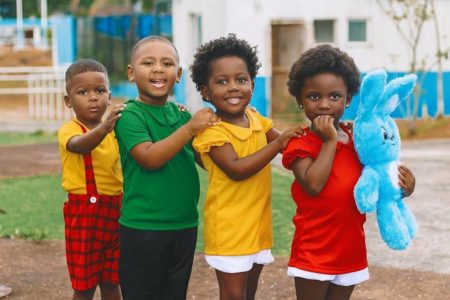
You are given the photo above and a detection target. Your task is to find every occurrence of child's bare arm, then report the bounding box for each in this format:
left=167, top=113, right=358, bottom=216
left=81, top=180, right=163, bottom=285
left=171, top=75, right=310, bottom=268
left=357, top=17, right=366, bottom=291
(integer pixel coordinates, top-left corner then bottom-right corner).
left=67, top=103, right=125, bottom=154
left=208, top=126, right=303, bottom=181
left=398, top=164, right=416, bottom=197
left=291, top=115, right=337, bottom=196
left=130, top=108, right=219, bottom=170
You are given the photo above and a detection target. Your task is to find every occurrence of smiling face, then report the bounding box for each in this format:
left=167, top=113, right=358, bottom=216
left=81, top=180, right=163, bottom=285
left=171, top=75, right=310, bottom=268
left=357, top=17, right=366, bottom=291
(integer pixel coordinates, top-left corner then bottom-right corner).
left=128, top=40, right=182, bottom=105
left=200, top=56, right=253, bottom=122
left=64, top=71, right=111, bottom=128
left=298, top=72, right=350, bottom=129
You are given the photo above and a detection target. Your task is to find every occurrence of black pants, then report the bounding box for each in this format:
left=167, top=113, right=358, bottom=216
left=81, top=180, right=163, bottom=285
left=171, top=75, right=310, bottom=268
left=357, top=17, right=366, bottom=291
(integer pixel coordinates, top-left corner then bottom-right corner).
left=119, top=225, right=197, bottom=300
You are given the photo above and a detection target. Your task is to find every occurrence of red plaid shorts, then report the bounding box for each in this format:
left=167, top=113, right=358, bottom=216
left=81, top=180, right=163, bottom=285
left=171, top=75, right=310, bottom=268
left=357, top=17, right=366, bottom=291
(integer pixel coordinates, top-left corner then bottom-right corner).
left=63, top=193, right=122, bottom=291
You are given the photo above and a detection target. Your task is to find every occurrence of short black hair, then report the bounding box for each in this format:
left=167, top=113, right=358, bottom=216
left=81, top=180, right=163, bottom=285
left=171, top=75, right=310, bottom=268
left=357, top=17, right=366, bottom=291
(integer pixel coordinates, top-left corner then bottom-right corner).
left=130, top=36, right=179, bottom=63
left=287, top=44, right=360, bottom=98
left=65, top=59, right=108, bottom=92
left=190, top=33, right=261, bottom=92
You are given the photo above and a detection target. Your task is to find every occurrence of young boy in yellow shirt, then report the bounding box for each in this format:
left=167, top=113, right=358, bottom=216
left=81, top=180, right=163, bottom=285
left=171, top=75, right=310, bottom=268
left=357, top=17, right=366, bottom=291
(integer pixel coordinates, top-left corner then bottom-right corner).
left=58, top=59, right=125, bottom=300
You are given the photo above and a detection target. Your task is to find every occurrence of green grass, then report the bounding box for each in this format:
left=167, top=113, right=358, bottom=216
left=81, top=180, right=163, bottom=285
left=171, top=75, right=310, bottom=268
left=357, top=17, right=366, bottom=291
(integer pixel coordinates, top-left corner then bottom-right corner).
left=0, top=131, right=57, bottom=146
left=0, top=174, right=66, bottom=240
left=0, top=168, right=296, bottom=254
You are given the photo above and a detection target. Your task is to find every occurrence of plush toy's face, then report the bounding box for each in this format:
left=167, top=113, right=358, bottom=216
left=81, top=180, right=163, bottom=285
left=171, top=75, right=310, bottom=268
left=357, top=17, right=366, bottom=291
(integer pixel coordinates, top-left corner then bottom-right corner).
left=354, top=115, right=400, bottom=165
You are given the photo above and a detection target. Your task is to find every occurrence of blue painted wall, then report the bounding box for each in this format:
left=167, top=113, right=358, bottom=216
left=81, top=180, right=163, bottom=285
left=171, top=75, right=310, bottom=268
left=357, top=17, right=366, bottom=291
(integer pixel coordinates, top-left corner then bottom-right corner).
left=51, top=16, right=76, bottom=65
left=342, top=71, right=450, bottom=120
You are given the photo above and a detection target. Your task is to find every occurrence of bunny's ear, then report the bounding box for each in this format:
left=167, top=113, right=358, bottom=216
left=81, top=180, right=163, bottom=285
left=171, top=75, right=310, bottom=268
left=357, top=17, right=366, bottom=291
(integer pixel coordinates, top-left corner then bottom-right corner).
left=376, top=73, right=417, bottom=115
left=357, top=69, right=387, bottom=117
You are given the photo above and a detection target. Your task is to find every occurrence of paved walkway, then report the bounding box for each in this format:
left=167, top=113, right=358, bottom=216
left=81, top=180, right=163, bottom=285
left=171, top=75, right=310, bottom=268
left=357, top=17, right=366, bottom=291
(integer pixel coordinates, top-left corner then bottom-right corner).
left=272, top=139, right=450, bottom=275
left=0, top=120, right=63, bottom=133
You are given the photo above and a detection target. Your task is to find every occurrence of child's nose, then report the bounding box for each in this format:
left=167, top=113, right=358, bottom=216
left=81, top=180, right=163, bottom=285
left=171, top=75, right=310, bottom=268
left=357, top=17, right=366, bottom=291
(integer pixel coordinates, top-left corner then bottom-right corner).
left=88, top=92, right=98, bottom=101
left=228, top=81, right=239, bottom=91
left=318, top=98, right=331, bottom=109
left=152, top=63, right=164, bottom=72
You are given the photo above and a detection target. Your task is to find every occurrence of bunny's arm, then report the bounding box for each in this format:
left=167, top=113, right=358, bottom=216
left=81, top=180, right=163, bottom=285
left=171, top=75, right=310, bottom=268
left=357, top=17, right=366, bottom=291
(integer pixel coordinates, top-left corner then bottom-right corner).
left=354, top=166, right=379, bottom=213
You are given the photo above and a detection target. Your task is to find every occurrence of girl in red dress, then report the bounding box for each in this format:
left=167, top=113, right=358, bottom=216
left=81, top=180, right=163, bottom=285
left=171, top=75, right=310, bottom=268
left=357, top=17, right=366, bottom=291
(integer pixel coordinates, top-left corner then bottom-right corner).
left=282, top=44, right=416, bottom=300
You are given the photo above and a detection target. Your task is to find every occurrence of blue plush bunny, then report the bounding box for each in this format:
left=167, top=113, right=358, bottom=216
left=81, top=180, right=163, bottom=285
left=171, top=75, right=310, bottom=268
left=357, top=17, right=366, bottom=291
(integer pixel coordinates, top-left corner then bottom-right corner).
left=353, top=69, right=417, bottom=250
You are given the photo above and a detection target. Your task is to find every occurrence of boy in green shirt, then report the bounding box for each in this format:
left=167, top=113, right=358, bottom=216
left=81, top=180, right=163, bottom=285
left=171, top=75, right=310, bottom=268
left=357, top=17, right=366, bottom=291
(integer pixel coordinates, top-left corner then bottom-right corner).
left=114, top=36, right=218, bottom=299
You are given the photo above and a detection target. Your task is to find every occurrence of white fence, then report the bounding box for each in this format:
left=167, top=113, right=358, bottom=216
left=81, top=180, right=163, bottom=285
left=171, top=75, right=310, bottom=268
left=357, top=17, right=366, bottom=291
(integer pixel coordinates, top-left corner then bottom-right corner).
left=0, top=66, right=72, bottom=120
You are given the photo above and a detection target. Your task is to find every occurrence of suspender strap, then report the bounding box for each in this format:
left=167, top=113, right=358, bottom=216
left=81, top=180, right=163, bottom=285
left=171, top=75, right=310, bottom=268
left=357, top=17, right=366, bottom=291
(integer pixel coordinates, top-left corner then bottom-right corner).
left=74, top=121, right=98, bottom=195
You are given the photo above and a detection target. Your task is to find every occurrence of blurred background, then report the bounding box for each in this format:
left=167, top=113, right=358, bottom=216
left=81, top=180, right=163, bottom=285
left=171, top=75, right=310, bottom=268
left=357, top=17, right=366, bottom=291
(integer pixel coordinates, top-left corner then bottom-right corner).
left=0, top=0, right=449, bottom=136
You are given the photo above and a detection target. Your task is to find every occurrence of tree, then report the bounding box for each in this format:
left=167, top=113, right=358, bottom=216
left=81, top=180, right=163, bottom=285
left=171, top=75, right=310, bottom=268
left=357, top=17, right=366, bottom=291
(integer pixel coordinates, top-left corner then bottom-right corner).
left=376, top=0, right=449, bottom=132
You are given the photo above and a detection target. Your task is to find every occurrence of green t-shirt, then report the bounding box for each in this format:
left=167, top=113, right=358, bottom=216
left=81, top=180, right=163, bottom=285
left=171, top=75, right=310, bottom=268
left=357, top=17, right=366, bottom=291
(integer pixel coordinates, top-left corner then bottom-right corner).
left=114, top=99, right=200, bottom=230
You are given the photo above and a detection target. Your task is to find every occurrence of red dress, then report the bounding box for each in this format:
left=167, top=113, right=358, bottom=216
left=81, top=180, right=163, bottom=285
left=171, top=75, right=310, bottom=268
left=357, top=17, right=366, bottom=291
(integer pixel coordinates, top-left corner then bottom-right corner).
left=282, top=127, right=367, bottom=274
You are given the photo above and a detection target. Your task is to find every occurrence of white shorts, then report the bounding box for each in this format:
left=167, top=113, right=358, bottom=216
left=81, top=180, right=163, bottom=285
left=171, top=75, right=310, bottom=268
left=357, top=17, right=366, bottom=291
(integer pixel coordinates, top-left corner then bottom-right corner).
left=287, top=267, right=369, bottom=286
left=205, top=249, right=274, bottom=273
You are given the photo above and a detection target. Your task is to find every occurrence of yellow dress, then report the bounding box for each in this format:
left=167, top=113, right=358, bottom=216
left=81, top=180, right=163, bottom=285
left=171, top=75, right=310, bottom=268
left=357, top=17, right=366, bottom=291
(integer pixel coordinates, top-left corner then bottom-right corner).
left=193, top=109, right=273, bottom=255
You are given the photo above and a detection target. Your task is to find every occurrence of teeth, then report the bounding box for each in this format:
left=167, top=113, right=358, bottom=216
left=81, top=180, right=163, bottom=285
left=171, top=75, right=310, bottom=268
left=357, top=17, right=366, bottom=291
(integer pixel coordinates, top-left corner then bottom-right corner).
left=226, top=98, right=240, bottom=105
left=151, top=80, right=165, bottom=88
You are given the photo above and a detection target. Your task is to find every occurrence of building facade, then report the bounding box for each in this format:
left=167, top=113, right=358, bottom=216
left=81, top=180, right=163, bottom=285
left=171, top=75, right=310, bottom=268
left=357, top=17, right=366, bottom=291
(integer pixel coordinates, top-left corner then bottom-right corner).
left=173, top=0, right=450, bottom=118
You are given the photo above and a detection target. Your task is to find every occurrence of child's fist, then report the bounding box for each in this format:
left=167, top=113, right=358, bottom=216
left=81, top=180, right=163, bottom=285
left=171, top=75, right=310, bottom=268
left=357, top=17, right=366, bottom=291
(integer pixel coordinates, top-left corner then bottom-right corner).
left=186, top=108, right=220, bottom=136
left=103, top=103, right=126, bottom=132
left=276, top=126, right=304, bottom=150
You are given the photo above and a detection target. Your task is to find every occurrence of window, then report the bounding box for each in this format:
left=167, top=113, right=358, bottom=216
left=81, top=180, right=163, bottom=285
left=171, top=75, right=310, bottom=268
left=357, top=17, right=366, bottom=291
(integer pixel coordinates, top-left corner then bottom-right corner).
left=348, top=20, right=367, bottom=42
left=314, top=20, right=335, bottom=43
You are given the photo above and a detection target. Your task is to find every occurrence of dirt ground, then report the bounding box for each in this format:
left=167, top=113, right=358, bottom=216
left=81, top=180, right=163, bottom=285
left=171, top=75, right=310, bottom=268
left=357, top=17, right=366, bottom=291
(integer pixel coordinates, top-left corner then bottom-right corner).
left=0, top=143, right=450, bottom=299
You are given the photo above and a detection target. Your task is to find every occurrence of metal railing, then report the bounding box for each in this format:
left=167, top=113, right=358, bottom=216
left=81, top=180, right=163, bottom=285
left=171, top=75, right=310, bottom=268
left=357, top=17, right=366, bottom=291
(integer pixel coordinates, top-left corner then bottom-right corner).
left=0, top=65, right=72, bottom=120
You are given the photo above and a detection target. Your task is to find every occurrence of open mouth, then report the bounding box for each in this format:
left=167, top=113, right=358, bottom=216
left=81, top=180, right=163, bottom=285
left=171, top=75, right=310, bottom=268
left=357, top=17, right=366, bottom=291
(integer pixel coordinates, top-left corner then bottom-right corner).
left=226, top=97, right=241, bottom=105
left=150, top=79, right=166, bottom=88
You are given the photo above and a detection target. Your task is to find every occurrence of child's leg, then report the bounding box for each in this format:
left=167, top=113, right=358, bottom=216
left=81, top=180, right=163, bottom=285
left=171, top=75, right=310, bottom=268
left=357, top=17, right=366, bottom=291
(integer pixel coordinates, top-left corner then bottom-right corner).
left=215, top=269, right=249, bottom=300
left=246, top=263, right=264, bottom=300
left=72, top=287, right=96, bottom=300
left=324, top=283, right=355, bottom=300
left=294, top=277, right=329, bottom=300
left=166, top=227, right=197, bottom=299
left=98, top=283, right=121, bottom=300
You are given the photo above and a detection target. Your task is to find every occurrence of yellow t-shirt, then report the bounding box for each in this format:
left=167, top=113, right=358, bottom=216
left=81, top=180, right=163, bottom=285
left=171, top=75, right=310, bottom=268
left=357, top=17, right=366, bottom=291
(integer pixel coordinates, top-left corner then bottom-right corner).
left=58, top=119, right=123, bottom=195
left=193, top=109, right=274, bottom=255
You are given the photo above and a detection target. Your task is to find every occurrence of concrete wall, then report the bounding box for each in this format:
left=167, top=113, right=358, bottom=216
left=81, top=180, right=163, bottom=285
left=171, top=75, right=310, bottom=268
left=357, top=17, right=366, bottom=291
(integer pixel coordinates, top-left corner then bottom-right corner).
left=173, top=0, right=450, bottom=117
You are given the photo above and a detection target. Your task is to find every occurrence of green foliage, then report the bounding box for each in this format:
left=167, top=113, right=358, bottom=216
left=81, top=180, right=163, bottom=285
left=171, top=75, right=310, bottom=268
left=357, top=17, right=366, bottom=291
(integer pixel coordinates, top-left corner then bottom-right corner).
left=1, top=227, right=48, bottom=242
left=0, top=131, right=57, bottom=146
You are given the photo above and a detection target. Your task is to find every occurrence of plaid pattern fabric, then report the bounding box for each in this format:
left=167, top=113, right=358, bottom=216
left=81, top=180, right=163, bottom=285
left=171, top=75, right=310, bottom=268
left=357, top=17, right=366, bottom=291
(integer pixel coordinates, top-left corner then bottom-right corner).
left=63, top=121, right=121, bottom=291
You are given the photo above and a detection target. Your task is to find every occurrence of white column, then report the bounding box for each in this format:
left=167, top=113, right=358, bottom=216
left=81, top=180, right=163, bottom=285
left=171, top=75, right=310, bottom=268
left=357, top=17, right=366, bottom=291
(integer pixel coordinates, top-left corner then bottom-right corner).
left=40, top=0, right=48, bottom=49
left=15, top=0, right=24, bottom=49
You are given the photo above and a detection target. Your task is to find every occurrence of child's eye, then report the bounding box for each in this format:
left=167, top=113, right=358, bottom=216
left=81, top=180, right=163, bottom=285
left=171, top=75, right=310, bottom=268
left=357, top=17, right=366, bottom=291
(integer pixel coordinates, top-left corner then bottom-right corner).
left=237, top=78, right=248, bottom=84
left=163, top=62, right=174, bottom=67
left=78, top=90, right=87, bottom=95
left=97, top=88, right=107, bottom=94
left=143, top=61, right=153, bottom=65
left=216, top=79, right=227, bottom=85
left=307, top=94, right=319, bottom=100
left=330, top=94, right=342, bottom=101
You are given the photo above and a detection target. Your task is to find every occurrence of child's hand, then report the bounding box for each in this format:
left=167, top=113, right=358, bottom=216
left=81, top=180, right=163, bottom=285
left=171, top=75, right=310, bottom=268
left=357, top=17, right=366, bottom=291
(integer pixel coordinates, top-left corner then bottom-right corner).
left=340, top=121, right=353, bottom=133
left=275, top=126, right=304, bottom=150
left=398, top=164, right=415, bottom=198
left=102, top=103, right=126, bottom=133
left=186, top=108, right=219, bottom=136
left=176, top=103, right=190, bottom=112
left=311, top=115, right=337, bottom=142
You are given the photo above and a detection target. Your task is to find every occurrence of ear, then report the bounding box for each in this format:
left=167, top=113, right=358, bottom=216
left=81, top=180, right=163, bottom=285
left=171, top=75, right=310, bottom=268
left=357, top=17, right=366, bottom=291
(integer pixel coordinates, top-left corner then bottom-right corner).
left=176, top=67, right=182, bottom=83
left=200, top=85, right=209, bottom=102
left=377, top=73, right=417, bottom=115
left=346, top=95, right=352, bottom=107
left=295, top=96, right=304, bottom=109
left=127, top=64, right=135, bottom=82
left=357, top=69, right=387, bottom=117
left=64, top=95, right=72, bottom=108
